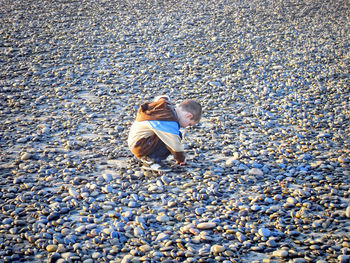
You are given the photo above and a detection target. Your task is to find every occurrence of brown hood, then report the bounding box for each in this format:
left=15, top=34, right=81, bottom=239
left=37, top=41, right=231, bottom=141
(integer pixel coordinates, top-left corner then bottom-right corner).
left=130, top=98, right=185, bottom=163
left=136, top=99, right=178, bottom=122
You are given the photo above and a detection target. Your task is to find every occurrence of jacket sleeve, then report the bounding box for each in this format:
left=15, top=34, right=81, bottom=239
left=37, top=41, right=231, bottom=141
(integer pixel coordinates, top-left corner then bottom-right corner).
left=149, top=120, right=186, bottom=163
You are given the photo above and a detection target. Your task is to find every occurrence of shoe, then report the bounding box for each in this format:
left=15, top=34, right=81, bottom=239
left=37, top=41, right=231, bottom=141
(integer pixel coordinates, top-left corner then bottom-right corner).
left=141, top=157, right=154, bottom=165
left=142, top=161, right=172, bottom=172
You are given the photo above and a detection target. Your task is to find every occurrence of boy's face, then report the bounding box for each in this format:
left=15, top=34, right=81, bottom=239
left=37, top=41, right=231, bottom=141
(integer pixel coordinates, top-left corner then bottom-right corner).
left=178, top=110, right=198, bottom=128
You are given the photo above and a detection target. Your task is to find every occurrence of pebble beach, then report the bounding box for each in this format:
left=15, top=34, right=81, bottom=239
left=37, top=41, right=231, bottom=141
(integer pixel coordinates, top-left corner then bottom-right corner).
left=0, top=0, right=349, bottom=262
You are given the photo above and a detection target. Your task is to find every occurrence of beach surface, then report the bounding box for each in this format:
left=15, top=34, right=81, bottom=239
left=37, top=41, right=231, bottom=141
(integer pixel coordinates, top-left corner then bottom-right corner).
left=0, top=0, right=349, bottom=262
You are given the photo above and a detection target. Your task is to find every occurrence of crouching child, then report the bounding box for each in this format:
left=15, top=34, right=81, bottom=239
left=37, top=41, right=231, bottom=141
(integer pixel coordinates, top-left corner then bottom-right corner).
left=128, top=96, right=202, bottom=172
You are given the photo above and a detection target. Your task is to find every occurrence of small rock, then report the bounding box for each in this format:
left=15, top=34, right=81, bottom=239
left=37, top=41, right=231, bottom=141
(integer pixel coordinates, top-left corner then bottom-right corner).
left=133, top=226, right=144, bottom=237
left=156, top=232, right=169, bottom=241
left=338, top=255, right=350, bottom=263
left=197, top=222, right=217, bottom=230
left=92, top=252, right=102, bottom=259
left=266, top=239, right=277, bottom=247
left=68, top=187, right=79, bottom=198
left=258, top=228, right=271, bottom=237
left=251, top=204, right=261, bottom=211
left=102, top=173, right=113, bottom=182
left=286, top=197, right=297, bottom=205
left=46, top=245, right=58, bottom=252
left=293, top=259, right=306, bottom=263
left=211, top=244, right=225, bottom=253
left=338, top=156, right=348, bottom=163
left=75, top=225, right=86, bottom=233
left=139, top=245, right=152, bottom=252
left=346, top=206, right=350, bottom=218
left=121, top=255, right=134, bottom=263
left=236, top=232, right=246, bottom=242
left=273, top=249, right=288, bottom=258
left=102, top=185, right=113, bottom=193
left=21, top=152, right=32, bottom=160
left=156, top=214, right=170, bottom=223
left=248, top=168, right=264, bottom=177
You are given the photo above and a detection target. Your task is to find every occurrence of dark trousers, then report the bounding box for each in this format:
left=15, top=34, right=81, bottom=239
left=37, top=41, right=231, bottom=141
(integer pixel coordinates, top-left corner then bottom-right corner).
left=148, top=132, right=182, bottom=163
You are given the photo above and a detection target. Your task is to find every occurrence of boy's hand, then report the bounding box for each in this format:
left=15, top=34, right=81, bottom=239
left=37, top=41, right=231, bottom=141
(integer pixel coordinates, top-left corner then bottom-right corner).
left=176, top=160, right=186, bottom=165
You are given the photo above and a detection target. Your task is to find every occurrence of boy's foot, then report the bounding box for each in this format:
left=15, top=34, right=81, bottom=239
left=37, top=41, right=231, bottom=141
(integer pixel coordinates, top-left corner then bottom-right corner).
left=141, top=157, right=154, bottom=165
left=142, top=162, right=172, bottom=172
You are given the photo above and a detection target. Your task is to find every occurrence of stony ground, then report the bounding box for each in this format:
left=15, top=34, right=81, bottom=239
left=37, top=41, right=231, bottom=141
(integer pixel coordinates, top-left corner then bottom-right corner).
left=0, top=0, right=349, bottom=262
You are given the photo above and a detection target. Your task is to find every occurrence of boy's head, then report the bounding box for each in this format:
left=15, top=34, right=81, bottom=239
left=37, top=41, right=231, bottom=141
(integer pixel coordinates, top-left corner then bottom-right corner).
left=176, top=100, right=202, bottom=128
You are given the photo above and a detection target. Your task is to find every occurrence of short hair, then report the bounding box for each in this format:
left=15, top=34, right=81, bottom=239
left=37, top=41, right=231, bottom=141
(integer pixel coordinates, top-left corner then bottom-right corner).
left=179, top=100, right=202, bottom=122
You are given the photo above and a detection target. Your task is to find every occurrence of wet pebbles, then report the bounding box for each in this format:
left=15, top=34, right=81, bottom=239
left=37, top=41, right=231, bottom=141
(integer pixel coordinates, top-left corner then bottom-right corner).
left=0, top=0, right=349, bottom=262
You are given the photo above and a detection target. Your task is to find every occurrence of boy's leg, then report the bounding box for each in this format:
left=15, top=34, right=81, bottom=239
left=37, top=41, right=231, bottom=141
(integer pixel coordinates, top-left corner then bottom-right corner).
left=146, top=132, right=182, bottom=164
left=147, top=139, right=171, bottom=163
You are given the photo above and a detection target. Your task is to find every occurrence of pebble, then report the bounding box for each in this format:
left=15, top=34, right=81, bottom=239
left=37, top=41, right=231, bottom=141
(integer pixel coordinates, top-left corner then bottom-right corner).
left=346, top=206, right=350, bottom=218
left=272, top=249, right=289, bottom=258
left=139, top=245, right=152, bottom=253
left=292, top=259, right=306, bottom=263
left=156, top=214, right=170, bottom=223
left=197, top=222, right=217, bottom=230
left=266, top=239, right=277, bottom=247
left=258, top=228, right=271, bottom=238
left=211, top=245, right=225, bottom=253
left=338, top=255, right=350, bottom=263
left=20, top=152, right=32, bottom=160
left=102, top=173, right=113, bottom=182
left=156, top=233, right=169, bottom=242
left=0, top=0, right=348, bottom=262
left=251, top=204, right=261, bottom=211
left=46, top=245, right=58, bottom=252
left=236, top=232, right=246, bottom=242
left=248, top=168, right=264, bottom=177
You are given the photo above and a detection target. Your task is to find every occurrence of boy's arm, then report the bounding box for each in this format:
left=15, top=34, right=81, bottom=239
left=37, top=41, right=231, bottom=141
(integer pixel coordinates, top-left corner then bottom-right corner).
left=149, top=121, right=186, bottom=163
left=154, top=129, right=186, bottom=163
left=170, top=148, right=186, bottom=164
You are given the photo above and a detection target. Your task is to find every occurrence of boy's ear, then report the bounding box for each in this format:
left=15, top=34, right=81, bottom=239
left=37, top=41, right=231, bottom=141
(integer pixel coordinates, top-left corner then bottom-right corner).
left=186, top=112, right=193, bottom=119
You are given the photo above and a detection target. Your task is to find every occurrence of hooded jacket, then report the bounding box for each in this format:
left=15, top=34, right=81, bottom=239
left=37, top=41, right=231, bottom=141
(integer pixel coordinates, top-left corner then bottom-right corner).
left=128, top=98, right=185, bottom=163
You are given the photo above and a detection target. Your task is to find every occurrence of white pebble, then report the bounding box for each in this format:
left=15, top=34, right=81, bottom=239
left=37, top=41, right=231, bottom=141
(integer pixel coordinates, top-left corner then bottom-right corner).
left=273, top=249, right=288, bottom=257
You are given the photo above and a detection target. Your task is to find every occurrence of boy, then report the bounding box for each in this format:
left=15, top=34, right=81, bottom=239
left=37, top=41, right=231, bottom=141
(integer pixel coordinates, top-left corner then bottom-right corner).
left=128, top=95, right=202, bottom=172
